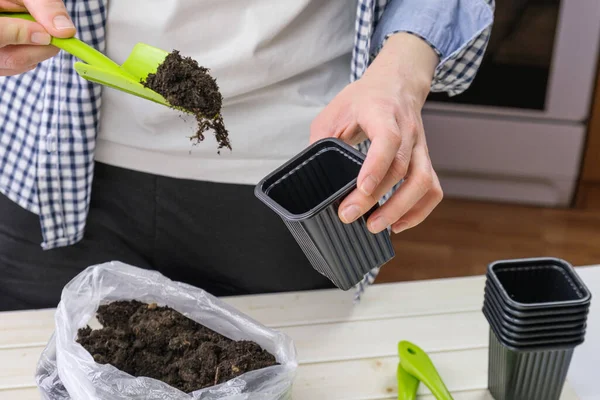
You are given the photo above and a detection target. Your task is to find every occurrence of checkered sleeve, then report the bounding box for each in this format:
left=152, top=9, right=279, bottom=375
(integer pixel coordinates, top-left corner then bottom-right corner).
left=370, top=0, right=495, bottom=96
left=430, top=0, right=495, bottom=96
left=0, top=0, right=107, bottom=250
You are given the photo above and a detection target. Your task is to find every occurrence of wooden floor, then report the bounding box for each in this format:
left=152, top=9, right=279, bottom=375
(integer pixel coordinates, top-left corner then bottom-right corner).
left=376, top=198, right=600, bottom=284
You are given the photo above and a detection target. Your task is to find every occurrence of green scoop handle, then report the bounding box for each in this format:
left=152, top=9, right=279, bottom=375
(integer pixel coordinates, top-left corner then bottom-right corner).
left=0, top=12, right=171, bottom=106
left=397, top=361, right=420, bottom=400
left=398, top=341, right=454, bottom=400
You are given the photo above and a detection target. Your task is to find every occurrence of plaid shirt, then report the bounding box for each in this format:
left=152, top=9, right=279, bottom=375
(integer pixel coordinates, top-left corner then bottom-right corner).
left=355, top=0, right=494, bottom=298
left=0, top=0, right=493, bottom=296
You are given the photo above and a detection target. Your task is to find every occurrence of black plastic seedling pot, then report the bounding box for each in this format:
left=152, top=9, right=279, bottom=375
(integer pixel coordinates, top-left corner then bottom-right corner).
left=483, top=308, right=586, bottom=346
left=486, top=279, right=590, bottom=317
left=484, top=293, right=588, bottom=333
left=483, top=300, right=587, bottom=339
left=484, top=300, right=586, bottom=333
left=487, top=257, right=592, bottom=310
left=255, top=138, right=395, bottom=290
left=488, top=330, right=580, bottom=400
left=484, top=286, right=590, bottom=326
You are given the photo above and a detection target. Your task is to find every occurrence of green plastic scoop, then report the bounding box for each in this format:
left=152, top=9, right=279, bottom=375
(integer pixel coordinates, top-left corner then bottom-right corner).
left=397, top=341, right=454, bottom=400
left=0, top=12, right=170, bottom=106
left=397, top=359, right=420, bottom=400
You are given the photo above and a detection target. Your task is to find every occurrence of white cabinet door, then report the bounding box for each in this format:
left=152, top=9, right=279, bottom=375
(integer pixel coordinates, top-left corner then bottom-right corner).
left=422, top=113, right=586, bottom=206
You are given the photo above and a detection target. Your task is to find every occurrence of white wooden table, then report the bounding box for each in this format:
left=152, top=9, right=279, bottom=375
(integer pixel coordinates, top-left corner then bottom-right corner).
left=0, top=272, right=586, bottom=399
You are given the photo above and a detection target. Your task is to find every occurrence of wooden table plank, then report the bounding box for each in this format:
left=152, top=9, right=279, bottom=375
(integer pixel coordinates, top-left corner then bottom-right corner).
left=0, top=310, right=55, bottom=349
left=0, top=277, right=487, bottom=347
left=0, top=388, right=40, bottom=400
left=0, top=387, right=499, bottom=400
left=0, top=346, right=579, bottom=400
left=225, top=277, right=487, bottom=326
left=0, top=311, right=490, bottom=365
left=0, top=311, right=489, bottom=362
left=293, top=349, right=487, bottom=399
left=2, top=346, right=491, bottom=393
left=0, top=347, right=495, bottom=397
left=280, top=312, right=488, bottom=363
left=0, top=347, right=41, bottom=389
left=0, top=386, right=580, bottom=400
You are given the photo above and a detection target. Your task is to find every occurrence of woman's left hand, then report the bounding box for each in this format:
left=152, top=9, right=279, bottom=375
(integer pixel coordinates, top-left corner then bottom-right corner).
left=310, top=32, right=443, bottom=234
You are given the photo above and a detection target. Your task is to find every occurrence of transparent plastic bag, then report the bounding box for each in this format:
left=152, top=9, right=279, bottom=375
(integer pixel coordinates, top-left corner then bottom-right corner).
left=35, top=261, right=297, bottom=400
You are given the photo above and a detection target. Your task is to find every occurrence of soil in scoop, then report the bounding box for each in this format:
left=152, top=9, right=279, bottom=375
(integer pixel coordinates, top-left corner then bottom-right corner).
left=143, top=50, right=232, bottom=152
left=77, top=300, right=277, bottom=393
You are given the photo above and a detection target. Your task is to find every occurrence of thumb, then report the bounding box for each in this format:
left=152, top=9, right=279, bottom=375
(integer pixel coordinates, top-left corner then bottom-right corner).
left=22, top=0, right=75, bottom=38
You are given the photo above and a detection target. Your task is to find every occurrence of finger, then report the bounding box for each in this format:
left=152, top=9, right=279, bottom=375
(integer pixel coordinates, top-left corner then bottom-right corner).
left=309, top=97, right=355, bottom=145
left=337, top=131, right=413, bottom=226
left=0, top=63, right=37, bottom=76
left=0, top=1, right=26, bottom=11
left=365, top=145, right=434, bottom=233
left=22, top=0, right=75, bottom=38
left=310, top=120, right=361, bottom=146
left=391, top=171, right=443, bottom=233
left=0, top=44, right=58, bottom=69
left=356, top=109, right=418, bottom=197
left=0, top=17, right=51, bottom=47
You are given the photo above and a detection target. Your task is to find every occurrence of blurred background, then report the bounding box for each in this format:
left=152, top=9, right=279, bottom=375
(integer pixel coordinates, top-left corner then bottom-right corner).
left=377, top=0, right=600, bottom=283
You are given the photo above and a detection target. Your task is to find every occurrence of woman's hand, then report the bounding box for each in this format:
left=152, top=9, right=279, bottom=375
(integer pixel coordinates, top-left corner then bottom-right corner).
left=0, top=0, right=75, bottom=76
left=310, top=32, right=443, bottom=234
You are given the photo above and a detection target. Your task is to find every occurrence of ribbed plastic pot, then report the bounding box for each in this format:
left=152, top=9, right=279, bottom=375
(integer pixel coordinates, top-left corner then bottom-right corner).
left=255, top=138, right=395, bottom=290
left=484, top=286, right=590, bottom=326
left=485, top=277, right=590, bottom=317
left=483, top=308, right=586, bottom=346
left=484, top=294, right=587, bottom=333
left=488, top=330, right=579, bottom=400
left=487, top=257, right=592, bottom=310
left=483, top=299, right=586, bottom=339
left=484, top=290, right=589, bottom=326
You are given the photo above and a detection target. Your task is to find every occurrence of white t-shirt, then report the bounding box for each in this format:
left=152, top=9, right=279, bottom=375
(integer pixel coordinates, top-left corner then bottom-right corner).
left=96, top=0, right=356, bottom=185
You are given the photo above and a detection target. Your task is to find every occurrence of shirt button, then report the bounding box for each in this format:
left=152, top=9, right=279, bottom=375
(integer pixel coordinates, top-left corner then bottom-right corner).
left=46, top=134, right=57, bottom=153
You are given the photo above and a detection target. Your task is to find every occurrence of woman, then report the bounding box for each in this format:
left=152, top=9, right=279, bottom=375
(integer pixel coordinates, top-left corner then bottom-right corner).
left=0, top=0, right=494, bottom=311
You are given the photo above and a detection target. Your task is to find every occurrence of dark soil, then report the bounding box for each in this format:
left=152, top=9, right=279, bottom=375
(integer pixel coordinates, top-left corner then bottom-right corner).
left=143, top=50, right=232, bottom=152
left=77, top=300, right=277, bottom=393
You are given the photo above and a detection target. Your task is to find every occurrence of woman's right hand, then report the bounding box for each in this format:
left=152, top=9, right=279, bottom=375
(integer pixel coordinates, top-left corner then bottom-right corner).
left=0, top=0, right=75, bottom=76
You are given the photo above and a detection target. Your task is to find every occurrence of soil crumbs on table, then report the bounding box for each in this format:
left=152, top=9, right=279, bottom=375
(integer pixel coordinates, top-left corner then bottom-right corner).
left=143, top=50, right=232, bottom=152
left=77, top=300, right=277, bottom=393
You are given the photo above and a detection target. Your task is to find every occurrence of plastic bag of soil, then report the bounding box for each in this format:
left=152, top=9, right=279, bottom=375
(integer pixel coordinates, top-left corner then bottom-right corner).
left=35, top=261, right=297, bottom=400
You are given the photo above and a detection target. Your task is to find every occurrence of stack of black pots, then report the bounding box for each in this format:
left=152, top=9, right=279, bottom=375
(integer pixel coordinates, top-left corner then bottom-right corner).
left=483, top=257, right=592, bottom=400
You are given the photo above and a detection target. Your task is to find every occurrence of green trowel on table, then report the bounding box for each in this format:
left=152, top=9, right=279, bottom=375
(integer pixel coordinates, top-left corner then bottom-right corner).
left=397, top=341, right=453, bottom=400
left=0, top=12, right=171, bottom=107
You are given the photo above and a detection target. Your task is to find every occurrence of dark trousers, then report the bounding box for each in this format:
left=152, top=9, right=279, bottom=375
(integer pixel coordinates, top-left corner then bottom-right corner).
left=0, top=162, right=333, bottom=311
